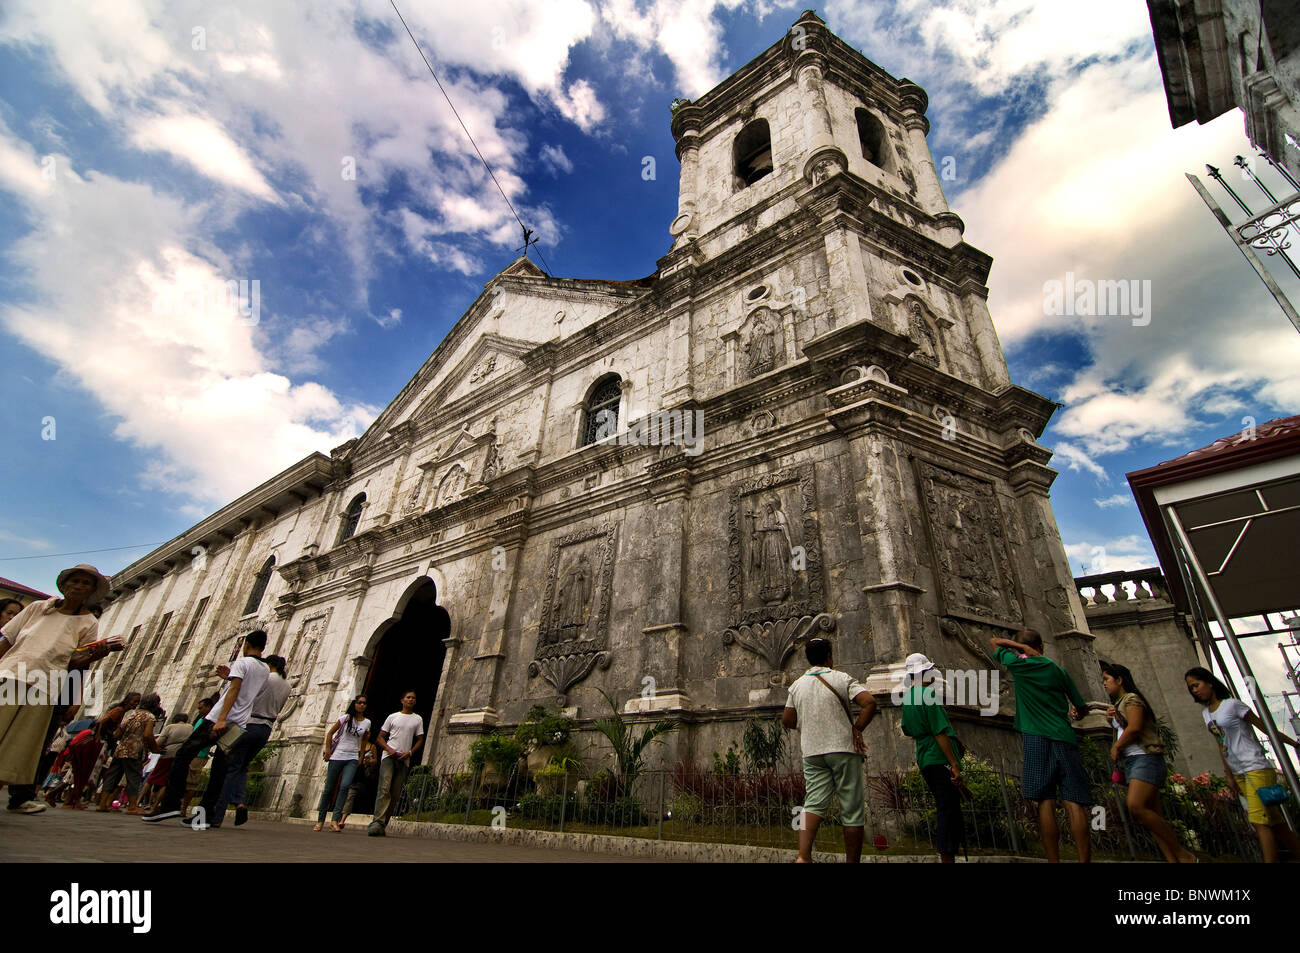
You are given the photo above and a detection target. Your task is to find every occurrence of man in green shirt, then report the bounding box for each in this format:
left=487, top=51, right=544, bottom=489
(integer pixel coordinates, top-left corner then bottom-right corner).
left=992, top=628, right=1091, bottom=863
left=900, top=653, right=964, bottom=863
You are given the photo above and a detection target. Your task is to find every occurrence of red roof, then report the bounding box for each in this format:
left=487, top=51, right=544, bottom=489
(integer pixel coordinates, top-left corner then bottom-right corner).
left=1126, top=414, right=1300, bottom=616
left=1140, top=415, right=1300, bottom=471
left=0, top=576, right=52, bottom=600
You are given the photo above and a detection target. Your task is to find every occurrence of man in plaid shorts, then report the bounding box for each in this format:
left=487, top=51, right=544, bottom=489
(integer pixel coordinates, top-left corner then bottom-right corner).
left=992, top=628, right=1091, bottom=862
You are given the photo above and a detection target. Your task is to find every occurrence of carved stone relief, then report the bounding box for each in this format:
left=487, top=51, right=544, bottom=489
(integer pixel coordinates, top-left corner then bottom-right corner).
left=402, top=471, right=425, bottom=515
left=916, top=461, right=1022, bottom=626
left=435, top=464, right=468, bottom=507
left=276, top=606, right=333, bottom=721
left=740, top=306, right=784, bottom=380
left=469, top=355, right=497, bottom=384
left=723, top=613, right=836, bottom=679
left=908, top=299, right=941, bottom=368
left=529, top=523, right=617, bottom=703
left=727, top=464, right=825, bottom=627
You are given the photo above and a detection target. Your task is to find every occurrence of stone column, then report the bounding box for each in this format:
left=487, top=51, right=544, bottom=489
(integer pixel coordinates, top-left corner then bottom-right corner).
left=452, top=518, right=529, bottom=728
left=826, top=380, right=924, bottom=665
left=631, top=458, right=692, bottom=712
left=669, top=104, right=704, bottom=246
left=958, top=278, right=1012, bottom=391
left=796, top=55, right=848, bottom=184
left=819, top=225, right=873, bottom=329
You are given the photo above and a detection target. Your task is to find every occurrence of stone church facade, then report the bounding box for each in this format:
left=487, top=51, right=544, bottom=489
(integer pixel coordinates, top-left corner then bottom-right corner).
left=96, top=11, right=1112, bottom=812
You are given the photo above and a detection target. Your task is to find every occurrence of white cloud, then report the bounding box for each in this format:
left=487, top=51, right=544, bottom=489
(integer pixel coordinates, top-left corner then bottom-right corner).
left=130, top=112, right=279, bottom=202
left=1064, top=534, right=1156, bottom=577
left=819, top=1, right=1300, bottom=474
left=1094, top=494, right=1132, bottom=509
left=1052, top=440, right=1109, bottom=482
left=0, top=123, right=376, bottom=505
left=599, top=0, right=751, bottom=99
left=540, top=143, right=574, bottom=175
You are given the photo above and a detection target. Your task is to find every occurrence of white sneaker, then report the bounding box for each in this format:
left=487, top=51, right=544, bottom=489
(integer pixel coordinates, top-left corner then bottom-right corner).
left=7, top=800, right=47, bottom=814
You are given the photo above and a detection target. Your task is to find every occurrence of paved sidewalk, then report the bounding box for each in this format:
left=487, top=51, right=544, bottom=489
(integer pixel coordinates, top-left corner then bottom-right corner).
left=0, top=807, right=660, bottom=863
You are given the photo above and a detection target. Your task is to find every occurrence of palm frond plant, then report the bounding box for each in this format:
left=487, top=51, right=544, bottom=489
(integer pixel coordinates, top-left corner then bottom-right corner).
left=591, top=689, right=680, bottom=796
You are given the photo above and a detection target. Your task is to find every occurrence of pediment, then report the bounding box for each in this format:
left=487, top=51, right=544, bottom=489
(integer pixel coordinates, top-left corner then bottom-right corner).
left=412, top=333, right=536, bottom=418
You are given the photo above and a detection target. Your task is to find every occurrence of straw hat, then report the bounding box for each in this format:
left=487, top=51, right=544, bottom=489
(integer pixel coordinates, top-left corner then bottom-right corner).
left=56, top=564, right=111, bottom=605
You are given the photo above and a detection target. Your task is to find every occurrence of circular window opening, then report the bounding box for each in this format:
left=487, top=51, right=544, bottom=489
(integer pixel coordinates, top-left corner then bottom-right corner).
left=902, top=269, right=923, bottom=286
left=747, top=285, right=768, bottom=301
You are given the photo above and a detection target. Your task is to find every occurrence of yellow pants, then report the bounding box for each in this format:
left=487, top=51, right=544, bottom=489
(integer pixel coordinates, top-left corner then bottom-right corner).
left=0, top=696, right=54, bottom=785
left=1235, top=768, right=1284, bottom=826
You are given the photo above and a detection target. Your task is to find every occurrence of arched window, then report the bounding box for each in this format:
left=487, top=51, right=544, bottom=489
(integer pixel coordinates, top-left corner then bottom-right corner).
left=242, top=556, right=275, bottom=616
left=337, top=493, right=365, bottom=545
left=855, top=109, right=891, bottom=172
left=582, top=375, right=622, bottom=446
left=733, top=119, right=773, bottom=188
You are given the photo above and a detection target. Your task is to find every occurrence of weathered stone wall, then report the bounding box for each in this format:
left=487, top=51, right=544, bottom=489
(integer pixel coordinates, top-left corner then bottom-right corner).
left=1079, top=570, right=1223, bottom=777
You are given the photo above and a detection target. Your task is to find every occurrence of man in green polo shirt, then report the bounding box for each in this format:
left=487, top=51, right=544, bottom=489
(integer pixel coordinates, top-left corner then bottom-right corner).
left=992, top=628, right=1091, bottom=863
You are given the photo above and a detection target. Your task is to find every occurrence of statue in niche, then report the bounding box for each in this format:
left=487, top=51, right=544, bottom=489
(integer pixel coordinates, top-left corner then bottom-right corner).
left=436, top=466, right=467, bottom=507
left=909, top=300, right=939, bottom=366
left=750, top=494, right=793, bottom=604
left=402, top=473, right=424, bottom=514
left=480, top=440, right=501, bottom=482
left=744, top=313, right=777, bottom=378
left=555, top=554, right=593, bottom=639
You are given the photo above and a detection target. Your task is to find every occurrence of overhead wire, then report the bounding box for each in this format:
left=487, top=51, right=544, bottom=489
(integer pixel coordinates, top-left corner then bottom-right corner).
left=389, top=0, right=554, bottom=277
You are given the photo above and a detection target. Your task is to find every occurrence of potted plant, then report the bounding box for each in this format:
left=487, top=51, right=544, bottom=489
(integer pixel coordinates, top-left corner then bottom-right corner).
left=533, top=751, right=583, bottom=796
left=514, top=705, right=576, bottom=775
left=469, top=734, right=525, bottom=788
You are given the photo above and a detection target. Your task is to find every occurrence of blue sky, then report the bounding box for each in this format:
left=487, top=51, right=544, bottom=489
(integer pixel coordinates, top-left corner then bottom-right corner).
left=2, top=0, right=1298, bottom=624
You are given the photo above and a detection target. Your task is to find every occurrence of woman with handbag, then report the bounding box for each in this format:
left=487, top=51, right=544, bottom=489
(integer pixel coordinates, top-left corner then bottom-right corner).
left=1186, top=666, right=1300, bottom=863
left=900, top=653, right=967, bottom=863
left=1102, top=663, right=1195, bottom=863
left=316, top=695, right=371, bottom=832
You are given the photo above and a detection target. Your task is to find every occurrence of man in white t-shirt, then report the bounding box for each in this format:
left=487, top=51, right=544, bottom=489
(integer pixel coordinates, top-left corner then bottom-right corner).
left=144, top=630, right=269, bottom=825
left=368, top=691, right=425, bottom=836
left=782, top=637, right=877, bottom=862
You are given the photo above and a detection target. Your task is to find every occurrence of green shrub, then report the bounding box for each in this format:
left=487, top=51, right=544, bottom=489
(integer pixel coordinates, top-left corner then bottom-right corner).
left=666, top=791, right=702, bottom=824
left=513, top=705, right=576, bottom=748
left=516, top=792, right=577, bottom=823
left=741, top=718, right=785, bottom=773
left=469, top=734, right=525, bottom=774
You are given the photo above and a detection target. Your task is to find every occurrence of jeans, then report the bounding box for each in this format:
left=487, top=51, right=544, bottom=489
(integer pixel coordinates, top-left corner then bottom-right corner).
left=374, top=758, right=410, bottom=826
left=318, top=759, right=359, bottom=823
left=157, top=721, right=214, bottom=814
left=232, top=722, right=273, bottom=807
left=200, top=727, right=261, bottom=827
left=920, top=763, right=966, bottom=856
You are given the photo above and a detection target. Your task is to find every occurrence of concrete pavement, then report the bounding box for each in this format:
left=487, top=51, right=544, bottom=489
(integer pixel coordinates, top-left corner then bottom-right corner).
left=0, top=806, right=663, bottom=862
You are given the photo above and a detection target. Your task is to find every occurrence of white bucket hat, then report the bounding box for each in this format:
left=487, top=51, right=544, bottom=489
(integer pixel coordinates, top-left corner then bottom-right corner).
left=904, top=652, right=936, bottom=676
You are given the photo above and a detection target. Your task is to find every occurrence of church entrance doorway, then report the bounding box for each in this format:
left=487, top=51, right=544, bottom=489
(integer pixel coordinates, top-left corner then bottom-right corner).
left=351, top=579, right=449, bottom=814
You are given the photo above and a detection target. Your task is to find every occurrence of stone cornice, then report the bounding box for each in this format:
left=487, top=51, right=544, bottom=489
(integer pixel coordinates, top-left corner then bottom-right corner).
left=108, top=453, right=334, bottom=597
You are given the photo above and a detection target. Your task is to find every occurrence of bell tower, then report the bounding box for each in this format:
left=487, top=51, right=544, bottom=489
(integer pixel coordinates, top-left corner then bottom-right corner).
left=656, top=10, right=1103, bottom=721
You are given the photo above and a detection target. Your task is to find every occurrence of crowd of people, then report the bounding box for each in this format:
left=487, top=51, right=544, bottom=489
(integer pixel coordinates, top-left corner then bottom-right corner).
left=3, top=563, right=1296, bottom=862
left=0, top=563, right=429, bottom=839
left=783, top=629, right=1300, bottom=863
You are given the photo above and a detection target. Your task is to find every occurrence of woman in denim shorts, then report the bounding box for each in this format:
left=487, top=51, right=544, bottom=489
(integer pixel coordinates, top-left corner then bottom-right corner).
left=1103, top=663, right=1196, bottom=863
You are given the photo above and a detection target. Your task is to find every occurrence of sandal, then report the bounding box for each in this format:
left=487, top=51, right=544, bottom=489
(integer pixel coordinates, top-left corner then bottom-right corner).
left=312, top=823, right=324, bottom=831
left=329, top=822, right=342, bottom=832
